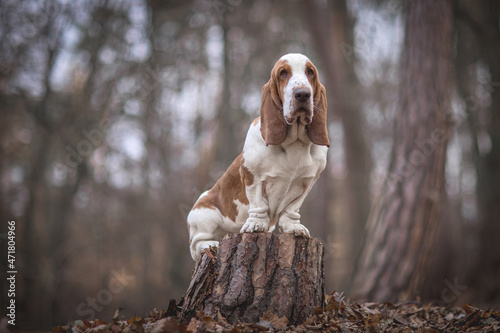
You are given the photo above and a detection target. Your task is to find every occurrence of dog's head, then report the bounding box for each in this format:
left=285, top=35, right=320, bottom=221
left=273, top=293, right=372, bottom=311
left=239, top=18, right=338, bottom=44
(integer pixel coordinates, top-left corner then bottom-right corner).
left=260, top=53, right=329, bottom=147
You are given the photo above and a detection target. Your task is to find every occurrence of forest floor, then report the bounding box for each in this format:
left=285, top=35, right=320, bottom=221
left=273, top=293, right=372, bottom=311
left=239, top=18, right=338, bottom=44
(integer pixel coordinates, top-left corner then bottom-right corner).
left=52, top=292, right=500, bottom=333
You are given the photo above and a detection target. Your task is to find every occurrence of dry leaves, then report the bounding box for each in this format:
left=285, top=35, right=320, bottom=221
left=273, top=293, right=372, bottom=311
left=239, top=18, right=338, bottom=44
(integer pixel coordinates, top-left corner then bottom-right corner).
left=52, top=293, right=500, bottom=333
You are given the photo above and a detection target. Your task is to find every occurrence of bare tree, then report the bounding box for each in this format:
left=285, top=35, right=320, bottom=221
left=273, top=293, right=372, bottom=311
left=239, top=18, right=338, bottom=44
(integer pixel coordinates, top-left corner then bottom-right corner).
left=352, top=0, right=454, bottom=302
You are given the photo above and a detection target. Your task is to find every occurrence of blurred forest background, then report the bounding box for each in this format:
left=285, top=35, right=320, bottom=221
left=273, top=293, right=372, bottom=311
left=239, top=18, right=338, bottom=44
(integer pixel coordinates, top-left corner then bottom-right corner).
left=0, top=0, right=499, bottom=330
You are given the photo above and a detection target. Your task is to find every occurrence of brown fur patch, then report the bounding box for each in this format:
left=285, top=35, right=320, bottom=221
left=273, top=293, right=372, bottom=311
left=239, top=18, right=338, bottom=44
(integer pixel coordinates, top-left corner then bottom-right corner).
left=260, top=59, right=291, bottom=146
left=240, top=163, right=254, bottom=187
left=274, top=60, right=291, bottom=103
left=305, top=60, right=330, bottom=147
left=192, top=153, right=250, bottom=222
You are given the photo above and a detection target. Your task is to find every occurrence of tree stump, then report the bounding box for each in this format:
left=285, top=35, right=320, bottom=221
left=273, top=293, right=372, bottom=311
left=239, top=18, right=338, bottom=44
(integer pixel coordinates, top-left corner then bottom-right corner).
left=180, top=233, right=325, bottom=325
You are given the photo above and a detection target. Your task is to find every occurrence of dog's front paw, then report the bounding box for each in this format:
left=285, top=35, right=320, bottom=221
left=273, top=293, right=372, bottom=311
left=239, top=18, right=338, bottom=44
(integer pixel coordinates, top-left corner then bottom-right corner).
left=279, top=222, right=310, bottom=237
left=240, top=218, right=269, bottom=233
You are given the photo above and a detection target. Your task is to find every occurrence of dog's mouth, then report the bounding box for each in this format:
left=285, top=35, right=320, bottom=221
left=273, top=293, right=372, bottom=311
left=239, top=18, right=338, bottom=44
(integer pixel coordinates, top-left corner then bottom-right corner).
left=285, top=115, right=312, bottom=125
left=285, top=107, right=313, bottom=125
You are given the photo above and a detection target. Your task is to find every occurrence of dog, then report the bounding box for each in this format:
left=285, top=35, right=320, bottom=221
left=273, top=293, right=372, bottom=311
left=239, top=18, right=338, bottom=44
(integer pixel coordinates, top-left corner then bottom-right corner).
left=187, top=53, right=329, bottom=261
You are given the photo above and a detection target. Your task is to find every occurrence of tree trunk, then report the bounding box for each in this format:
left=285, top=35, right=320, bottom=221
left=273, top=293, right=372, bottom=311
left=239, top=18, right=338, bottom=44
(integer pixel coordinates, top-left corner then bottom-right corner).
left=181, top=233, right=325, bottom=325
left=352, top=0, right=454, bottom=302
left=214, top=12, right=240, bottom=171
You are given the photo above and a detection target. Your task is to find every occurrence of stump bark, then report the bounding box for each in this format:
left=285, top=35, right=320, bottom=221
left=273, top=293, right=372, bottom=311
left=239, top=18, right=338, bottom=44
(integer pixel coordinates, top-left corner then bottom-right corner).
left=180, top=233, right=325, bottom=325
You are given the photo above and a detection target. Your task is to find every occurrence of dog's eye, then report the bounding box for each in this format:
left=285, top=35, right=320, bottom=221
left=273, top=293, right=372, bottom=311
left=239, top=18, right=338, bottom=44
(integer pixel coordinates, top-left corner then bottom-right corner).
left=307, top=68, right=314, bottom=77
left=280, top=70, right=288, bottom=78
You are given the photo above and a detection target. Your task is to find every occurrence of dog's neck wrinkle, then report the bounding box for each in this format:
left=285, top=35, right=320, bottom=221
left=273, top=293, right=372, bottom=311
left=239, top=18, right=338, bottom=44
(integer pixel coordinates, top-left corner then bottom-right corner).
left=282, top=121, right=310, bottom=147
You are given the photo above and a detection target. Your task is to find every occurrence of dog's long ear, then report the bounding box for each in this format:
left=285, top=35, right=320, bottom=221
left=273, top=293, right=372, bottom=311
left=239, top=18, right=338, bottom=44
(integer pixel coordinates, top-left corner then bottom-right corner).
left=307, top=81, right=330, bottom=147
left=260, top=75, right=288, bottom=146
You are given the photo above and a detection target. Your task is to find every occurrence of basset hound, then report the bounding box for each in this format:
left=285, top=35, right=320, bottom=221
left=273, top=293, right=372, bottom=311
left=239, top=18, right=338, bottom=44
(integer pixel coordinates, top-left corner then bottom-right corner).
left=188, top=53, right=330, bottom=261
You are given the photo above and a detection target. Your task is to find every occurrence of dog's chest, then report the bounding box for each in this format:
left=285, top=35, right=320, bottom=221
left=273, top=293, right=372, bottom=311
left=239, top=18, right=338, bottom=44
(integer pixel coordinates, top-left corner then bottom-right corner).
left=269, top=143, right=317, bottom=177
left=244, top=140, right=327, bottom=212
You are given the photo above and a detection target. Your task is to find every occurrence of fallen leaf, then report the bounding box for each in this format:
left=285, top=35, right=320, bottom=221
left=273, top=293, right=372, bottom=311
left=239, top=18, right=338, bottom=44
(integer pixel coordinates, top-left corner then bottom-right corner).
left=260, top=310, right=289, bottom=328
left=127, top=317, right=143, bottom=325
left=151, top=317, right=187, bottom=333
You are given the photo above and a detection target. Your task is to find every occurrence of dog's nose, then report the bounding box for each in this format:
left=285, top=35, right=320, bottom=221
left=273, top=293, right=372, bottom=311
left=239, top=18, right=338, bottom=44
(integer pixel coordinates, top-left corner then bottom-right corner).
left=294, top=89, right=311, bottom=102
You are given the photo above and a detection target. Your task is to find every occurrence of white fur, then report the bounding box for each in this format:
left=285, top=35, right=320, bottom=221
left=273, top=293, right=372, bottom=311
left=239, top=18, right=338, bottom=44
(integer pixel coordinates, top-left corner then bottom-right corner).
left=280, top=53, right=314, bottom=124
left=239, top=119, right=327, bottom=235
left=187, top=207, right=224, bottom=259
left=188, top=53, right=328, bottom=261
